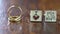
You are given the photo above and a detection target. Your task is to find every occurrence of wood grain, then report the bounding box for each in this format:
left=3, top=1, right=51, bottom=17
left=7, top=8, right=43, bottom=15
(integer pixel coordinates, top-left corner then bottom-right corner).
left=0, top=0, right=60, bottom=34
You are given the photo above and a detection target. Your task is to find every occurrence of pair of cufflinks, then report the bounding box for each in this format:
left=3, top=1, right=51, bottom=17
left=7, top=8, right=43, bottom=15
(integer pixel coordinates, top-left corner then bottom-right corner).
left=30, top=10, right=57, bottom=22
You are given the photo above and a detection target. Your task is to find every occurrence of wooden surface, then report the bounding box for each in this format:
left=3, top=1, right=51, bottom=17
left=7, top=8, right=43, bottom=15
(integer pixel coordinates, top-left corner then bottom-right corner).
left=0, top=0, right=60, bottom=34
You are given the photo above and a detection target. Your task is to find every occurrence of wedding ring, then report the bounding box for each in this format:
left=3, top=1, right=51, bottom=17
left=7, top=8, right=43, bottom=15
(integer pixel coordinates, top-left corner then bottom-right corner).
left=7, top=5, right=22, bottom=22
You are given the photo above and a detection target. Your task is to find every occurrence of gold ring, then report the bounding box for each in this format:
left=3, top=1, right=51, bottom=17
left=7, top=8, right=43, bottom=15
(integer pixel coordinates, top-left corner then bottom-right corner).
left=7, top=5, right=22, bottom=22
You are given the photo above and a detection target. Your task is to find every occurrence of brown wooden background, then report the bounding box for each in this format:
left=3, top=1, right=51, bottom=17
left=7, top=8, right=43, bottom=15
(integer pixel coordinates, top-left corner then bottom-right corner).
left=0, top=0, right=60, bottom=34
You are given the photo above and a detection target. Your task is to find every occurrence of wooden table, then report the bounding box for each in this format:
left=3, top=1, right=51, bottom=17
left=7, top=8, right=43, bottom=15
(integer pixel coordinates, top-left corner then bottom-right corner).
left=0, top=0, right=60, bottom=34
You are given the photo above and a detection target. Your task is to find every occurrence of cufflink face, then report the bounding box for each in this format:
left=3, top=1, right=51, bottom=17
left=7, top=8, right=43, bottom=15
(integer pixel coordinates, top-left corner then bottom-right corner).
left=30, top=10, right=42, bottom=21
left=44, top=10, right=57, bottom=22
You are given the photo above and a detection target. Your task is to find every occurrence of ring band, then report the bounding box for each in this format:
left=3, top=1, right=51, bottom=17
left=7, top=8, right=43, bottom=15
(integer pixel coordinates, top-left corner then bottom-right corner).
left=7, top=5, right=22, bottom=22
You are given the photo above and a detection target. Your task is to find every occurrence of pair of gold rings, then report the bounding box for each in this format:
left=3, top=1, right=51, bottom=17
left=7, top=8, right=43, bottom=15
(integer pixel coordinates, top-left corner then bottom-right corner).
left=7, top=5, right=22, bottom=24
